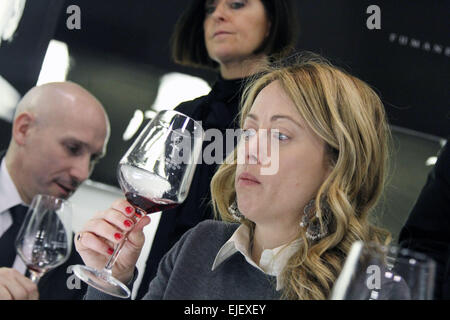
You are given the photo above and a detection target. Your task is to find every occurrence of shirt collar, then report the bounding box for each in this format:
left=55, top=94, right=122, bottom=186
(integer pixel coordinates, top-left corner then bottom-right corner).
left=0, top=158, right=24, bottom=214
left=211, top=224, right=302, bottom=291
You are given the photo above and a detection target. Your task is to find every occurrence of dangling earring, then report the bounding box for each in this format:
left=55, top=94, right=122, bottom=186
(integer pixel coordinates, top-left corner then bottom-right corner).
left=300, top=198, right=331, bottom=241
left=228, top=199, right=244, bottom=221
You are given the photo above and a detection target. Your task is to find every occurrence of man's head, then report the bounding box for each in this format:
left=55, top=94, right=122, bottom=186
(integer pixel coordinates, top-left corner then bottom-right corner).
left=5, top=81, right=110, bottom=204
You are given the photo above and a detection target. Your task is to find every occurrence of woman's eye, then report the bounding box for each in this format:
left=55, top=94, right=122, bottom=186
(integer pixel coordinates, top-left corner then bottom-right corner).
left=230, top=1, right=245, bottom=10
left=242, top=128, right=256, bottom=140
left=205, top=5, right=215, bottom=15
left=273, top=131, right=290, bottom=141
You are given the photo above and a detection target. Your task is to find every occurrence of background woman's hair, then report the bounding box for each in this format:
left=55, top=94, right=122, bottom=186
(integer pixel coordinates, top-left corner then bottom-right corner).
left=211, top=52, right=392, bottom=300
left=171, top=0, right=300, bottom=69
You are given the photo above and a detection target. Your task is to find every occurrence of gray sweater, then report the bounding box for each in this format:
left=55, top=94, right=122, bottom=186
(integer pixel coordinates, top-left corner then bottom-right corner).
left=86, top=220, right=412, bottom=300
left=86, top=220, right=282, bottom=300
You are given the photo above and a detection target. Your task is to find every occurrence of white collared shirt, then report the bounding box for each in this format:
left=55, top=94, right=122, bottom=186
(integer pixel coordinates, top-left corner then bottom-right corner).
left=211, top=224, right=302, bottom=291
left=0, top=158, right=27, bottom=273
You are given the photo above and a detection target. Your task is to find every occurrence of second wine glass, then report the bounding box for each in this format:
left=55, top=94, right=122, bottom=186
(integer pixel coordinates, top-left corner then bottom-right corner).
left=15, top=194, right=73, bottom=284
left=330, top=241, right=437, bottom=300
left=73, top=110, right=204, bottom=298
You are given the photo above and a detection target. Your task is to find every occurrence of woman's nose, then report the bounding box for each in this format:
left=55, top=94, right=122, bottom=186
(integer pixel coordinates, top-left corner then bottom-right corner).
left=247, top=130, right=274, bottom=166
left=211, top=1, right=228, bottom=21
left=246, top=133, right=259, bottom=164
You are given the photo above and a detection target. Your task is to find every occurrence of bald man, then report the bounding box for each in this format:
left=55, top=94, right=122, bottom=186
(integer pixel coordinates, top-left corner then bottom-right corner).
left=0, top=82, right=110, bottom=300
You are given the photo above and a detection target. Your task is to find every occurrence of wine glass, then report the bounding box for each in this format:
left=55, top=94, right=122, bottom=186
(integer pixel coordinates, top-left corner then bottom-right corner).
left=15, top=194, right=73, bottom=284
left=330, top=241, right=437, bottom=300
left=73, top=110, right=204, bottom=298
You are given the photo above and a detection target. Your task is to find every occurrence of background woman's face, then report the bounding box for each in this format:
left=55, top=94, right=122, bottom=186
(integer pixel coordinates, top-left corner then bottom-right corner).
left=203, top=0, right=271, bottom=65
left=235, top=81, right=331, bottom=227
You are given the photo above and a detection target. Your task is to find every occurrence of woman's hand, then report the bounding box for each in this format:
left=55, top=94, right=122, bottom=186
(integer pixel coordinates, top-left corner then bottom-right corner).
left=74, top=199, right=151, bottom=284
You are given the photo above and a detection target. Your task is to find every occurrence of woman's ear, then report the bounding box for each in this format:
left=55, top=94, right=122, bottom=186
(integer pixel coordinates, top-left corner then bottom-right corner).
left=12, top=112, right=34, bottom=146
left=323, top=148, right=337, bottom=180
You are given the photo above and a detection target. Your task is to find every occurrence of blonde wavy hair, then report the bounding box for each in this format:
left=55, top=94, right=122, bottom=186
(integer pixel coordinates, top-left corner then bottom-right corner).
left=210, top=54, right=392, bottom=300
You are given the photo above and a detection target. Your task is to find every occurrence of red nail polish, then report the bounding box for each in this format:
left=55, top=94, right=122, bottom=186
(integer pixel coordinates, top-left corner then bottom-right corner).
left=107, top=248, right=114, bottom=255
left=125, top=206, right=133, bottom=214
left=124, top=220, right=132, bottom=228
left=114, top=233, right=122, bottom=240
left=135, top=211, right=142, bottom=219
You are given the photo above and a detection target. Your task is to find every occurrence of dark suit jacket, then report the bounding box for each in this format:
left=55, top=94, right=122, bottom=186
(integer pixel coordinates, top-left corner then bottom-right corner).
left=399, top=141, right=450, bottom=299
left=0, top=119, right=12, bottom=151
left=0, top=150, right=87, bottom=299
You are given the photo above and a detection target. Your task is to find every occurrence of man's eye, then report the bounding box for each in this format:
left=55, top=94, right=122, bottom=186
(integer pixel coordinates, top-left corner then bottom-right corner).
left=66, top=144, right=81, bottom=155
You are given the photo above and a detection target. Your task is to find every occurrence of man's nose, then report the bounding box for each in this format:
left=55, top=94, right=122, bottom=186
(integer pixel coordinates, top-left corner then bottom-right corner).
left=69, top=155, right=91, bottom=183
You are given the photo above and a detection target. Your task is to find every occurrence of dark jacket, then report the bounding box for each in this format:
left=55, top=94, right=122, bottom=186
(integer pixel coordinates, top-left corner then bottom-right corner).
left=0, top=150, right=87, bottom=299
left=399, top=141, right=450, bottom=299
left=136, top=76, right=246, bottom=299
left=0, top=119, right=12, bottom=151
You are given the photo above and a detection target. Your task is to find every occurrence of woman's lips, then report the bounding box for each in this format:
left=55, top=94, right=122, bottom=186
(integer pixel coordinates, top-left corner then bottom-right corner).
left=213, top=31, right=232, bottom=38
left=238, top=172, right=261, bottom=186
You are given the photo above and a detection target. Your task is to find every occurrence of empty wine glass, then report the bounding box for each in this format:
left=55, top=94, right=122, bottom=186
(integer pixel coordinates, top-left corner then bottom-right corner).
left=73, top=110, right=204, bottom=298
left=330, top=241, right=436, bottom=300
left=15, top=194, right=73, bottom=284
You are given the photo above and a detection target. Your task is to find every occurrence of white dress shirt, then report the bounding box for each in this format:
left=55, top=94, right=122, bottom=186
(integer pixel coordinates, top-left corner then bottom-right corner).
left=0, top=158, right=27, bottom=273
left=0, top=75, right=20, bottom=122
left=212, top=224, right=302, bottom=291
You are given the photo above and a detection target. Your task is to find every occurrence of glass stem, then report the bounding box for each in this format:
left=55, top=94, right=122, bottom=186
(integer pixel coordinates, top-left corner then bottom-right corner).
left=103, top=207, right=145, bottom=273
left=28, top=270, right=43, bottom=284
left=104, top=236, right=128, bottom=272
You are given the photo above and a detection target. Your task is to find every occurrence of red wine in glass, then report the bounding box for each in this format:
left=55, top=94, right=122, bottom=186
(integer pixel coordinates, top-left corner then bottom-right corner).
left=125, top=192, right=179, bottom=218
left=119, top=163, right=180, bottom=217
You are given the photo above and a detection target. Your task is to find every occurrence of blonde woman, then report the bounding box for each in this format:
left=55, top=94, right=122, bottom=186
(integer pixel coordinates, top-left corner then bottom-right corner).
left=77, top=55, right=393, bottom=300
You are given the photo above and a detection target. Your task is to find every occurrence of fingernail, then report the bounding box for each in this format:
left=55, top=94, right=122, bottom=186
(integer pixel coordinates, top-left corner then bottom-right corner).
left=125, top=206, right=133, bottom=214
left=114, top=233, right=122, bottom=240
left=107, top=248, right=114, bottom=255
left=124, top=220, right=132, bottom=228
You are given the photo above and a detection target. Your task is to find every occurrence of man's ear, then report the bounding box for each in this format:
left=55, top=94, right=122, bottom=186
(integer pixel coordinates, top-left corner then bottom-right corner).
left=13, top=112, right=34, bottom=145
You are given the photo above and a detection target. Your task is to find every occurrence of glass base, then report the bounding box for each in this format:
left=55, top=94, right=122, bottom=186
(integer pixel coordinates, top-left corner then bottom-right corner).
left=72, top=264, right=131, bottom=299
